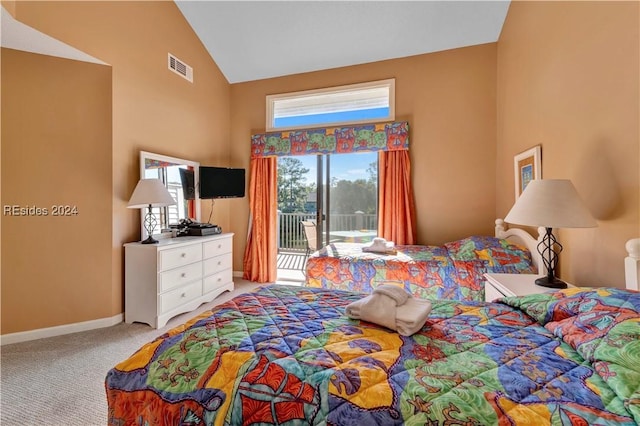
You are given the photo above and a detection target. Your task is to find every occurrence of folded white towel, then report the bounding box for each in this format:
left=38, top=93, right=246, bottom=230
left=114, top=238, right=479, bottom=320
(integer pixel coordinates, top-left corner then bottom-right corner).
left=344, top=299, right=362, bottom=319
left=355, top=293, right=397, bottom=330
left=373, top=284, right=409, bottom=305
left=345, top=284, right=432, bottom=336
left=394, top=297, right=433, bottom=336
left=362, top=237, right=396, bottom=254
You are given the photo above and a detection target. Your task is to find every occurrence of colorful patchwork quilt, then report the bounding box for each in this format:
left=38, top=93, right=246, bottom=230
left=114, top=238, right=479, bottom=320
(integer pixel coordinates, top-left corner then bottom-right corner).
left=305, top=236, right=536, bottom=301
left=105, top=285, right=640, bottom=425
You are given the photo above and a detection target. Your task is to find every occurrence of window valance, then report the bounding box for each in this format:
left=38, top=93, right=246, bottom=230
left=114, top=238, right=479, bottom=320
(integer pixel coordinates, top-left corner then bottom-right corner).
left=250, top=121, right=409, bottom=158
left=144, top=159, right=178, bottom=169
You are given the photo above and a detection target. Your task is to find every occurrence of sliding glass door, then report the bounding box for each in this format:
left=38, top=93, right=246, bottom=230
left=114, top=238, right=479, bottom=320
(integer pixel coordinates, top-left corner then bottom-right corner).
left=311, top=152, right=379, bottom=247
left=276, top=152, right=378, bottom=253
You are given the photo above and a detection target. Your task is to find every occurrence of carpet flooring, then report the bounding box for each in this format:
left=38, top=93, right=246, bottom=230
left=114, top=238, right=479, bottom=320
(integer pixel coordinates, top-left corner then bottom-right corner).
left=0, top=279, right=268, bottom=426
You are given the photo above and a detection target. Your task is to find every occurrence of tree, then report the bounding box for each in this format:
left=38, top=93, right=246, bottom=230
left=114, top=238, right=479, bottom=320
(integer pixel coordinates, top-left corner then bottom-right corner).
left=330, top=178, right=377, bottom=214
left=277, top=157, right=309, bottom=212
left=367, top=160, right=378, bottom=184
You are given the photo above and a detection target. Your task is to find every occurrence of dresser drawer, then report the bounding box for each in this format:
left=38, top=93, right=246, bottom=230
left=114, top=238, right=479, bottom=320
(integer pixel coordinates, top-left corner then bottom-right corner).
left=159, top=262, right=202, bottom=293
left=203, top=237, right=232, bottom=259
left=203, top=253, right=232, bottom=276
left=159, top=244, right=202, bottom=271
left=159, top=281, right=202, bottom=314
left=203, top=269, right=232, bottom=294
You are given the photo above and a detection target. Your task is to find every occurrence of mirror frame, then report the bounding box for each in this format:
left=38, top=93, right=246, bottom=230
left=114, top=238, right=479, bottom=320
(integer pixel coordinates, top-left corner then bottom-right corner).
left=139, top=151, right=200, bottom=240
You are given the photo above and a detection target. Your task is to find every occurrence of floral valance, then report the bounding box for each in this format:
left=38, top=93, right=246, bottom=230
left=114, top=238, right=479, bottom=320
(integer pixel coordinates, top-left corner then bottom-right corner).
left=144, top=159, right=180, bottom=169
left=250, top=121, right=409, bottom=158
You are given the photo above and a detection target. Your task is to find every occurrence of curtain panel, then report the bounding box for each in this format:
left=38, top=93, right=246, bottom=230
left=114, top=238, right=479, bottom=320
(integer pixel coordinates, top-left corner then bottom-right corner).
left=242, top=157, right=278, bottom=283
left=251, top=121, right=409, bottom=158
left=378, top=150, right=416, bottom=245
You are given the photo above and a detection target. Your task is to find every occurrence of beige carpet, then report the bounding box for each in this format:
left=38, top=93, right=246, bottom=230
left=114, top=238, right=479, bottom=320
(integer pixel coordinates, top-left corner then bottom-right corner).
left=0, top=279, right=274, bottom=426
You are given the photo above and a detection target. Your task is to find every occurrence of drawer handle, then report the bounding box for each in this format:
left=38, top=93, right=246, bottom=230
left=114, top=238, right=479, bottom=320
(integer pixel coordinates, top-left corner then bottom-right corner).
left=181, top=292, right=186, bottom=298
left=181, top=253, right=186, bottom=258
left=218, top=244, right=222, bottom=249
left=217, top=261, right=222, bottom=266
left=181, top=273, right=186, bottom=278
left=217, top=277, right=221, bottom=282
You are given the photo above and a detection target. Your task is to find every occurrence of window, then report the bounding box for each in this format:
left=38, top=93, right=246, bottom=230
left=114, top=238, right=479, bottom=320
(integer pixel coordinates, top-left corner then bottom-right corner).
left=266, top=79, right=395, bottom=131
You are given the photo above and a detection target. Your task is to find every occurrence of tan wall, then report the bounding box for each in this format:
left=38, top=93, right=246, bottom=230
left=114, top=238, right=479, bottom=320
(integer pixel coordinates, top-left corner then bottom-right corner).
left=2, top=1, right=231, bottom=334
left=4, top=1, right=637, bottom=335
left=1, top=49, right=112, bottom=333
left=497, top=1, right=640, bottom=287
left=230, top=43, right=499, bottom=267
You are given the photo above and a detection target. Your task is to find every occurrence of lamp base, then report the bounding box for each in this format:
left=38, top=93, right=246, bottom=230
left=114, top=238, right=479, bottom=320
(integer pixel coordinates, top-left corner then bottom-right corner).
left=535, top=276, right=568, bottom=289
left=141, top=235, right=159, bottom=244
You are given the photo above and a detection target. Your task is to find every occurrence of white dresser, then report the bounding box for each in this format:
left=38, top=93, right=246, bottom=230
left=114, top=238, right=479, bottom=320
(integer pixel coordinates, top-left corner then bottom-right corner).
left=124, top=233, right=234, bottom=328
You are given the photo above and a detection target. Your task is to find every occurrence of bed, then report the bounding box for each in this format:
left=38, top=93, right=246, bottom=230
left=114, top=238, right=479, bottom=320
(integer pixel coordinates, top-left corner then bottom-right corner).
left=304, top=219, right=544, bottom=301
left=106, top=238, right=640, bottom=425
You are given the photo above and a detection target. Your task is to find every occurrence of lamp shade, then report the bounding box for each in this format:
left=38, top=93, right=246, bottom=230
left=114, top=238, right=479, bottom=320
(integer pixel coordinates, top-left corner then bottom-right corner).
left=504, top=179, right=597, bottom=228
left=127, top=179, right=176, bottom=208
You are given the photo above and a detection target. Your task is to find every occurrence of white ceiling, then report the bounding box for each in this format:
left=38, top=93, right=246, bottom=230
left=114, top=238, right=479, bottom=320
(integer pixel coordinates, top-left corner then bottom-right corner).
left=175, top=1, right=511, bottom=84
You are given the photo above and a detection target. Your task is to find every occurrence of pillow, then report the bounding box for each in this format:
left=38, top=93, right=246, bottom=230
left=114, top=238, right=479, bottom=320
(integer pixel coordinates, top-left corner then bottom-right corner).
left=444, top=236, right=536, bottom=274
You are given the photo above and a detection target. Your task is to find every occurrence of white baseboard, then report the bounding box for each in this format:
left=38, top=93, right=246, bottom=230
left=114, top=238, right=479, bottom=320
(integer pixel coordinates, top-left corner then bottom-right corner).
left=3, top=273, right=246, bottom=346
left=1, top=313, right=124, bottom=346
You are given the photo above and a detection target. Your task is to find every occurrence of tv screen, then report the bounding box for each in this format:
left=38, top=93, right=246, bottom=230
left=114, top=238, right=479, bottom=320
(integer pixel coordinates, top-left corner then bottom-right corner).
left=199, top=166, right=245, bottom=199
left=178, top=168, right=196, bottom=200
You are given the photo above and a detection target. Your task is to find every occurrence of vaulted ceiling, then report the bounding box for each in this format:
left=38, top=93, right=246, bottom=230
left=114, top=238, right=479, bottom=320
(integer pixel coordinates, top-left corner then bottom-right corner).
left=175, top=1, right=511, bottom=84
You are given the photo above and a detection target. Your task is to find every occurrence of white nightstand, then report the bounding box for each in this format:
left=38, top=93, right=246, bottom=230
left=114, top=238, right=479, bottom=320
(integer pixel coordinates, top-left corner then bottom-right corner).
left=483, top=273, right=573, bottom=302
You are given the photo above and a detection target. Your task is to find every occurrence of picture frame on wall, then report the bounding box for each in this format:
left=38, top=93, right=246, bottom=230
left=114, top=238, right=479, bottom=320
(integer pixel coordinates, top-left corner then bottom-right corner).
left=514, top=145, right=541, bottom=199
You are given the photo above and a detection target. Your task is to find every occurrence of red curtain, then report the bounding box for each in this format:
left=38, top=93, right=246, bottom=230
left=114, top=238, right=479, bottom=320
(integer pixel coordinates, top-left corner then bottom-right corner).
left=243, top=157, right=278, bottom=283
left=378, top=150, right=416, bottom=245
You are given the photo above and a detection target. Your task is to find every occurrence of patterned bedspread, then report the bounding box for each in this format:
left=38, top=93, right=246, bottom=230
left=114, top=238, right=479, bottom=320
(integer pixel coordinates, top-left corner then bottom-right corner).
left=305, top=236, right=536, bottom=301
left=106, top=285, right=640, bottom=425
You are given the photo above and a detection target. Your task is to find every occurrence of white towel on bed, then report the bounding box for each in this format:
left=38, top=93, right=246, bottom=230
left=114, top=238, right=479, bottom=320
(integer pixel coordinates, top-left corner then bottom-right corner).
left=345, top=284, right=432, bottom=336
left=362, top=237, right=397, bottom=254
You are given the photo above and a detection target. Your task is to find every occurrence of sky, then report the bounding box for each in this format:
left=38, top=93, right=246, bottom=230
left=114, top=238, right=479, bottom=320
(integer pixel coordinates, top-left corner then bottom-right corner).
left=296, top=151, right=376, bottom=185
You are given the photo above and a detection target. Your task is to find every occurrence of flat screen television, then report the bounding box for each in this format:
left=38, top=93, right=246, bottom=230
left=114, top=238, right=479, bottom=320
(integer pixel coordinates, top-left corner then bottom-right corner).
left=178, top=168, right=196, bottom=200
left=199, top=166, right=245, bottom=199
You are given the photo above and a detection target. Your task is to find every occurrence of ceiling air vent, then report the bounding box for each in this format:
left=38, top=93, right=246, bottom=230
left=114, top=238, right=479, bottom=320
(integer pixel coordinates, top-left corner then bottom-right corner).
left=168, top=53, right=193, bottom=83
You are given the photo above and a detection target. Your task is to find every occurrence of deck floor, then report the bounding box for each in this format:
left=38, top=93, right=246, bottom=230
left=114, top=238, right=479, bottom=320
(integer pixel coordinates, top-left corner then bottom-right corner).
left=276, top=250, right=306, bottom=283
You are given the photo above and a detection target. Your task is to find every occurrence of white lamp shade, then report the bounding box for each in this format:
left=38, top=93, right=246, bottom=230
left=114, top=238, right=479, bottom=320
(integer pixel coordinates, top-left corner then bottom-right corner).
left=504, top=179, right=597, bottom=228
left=127, top=179, right=176, bottom=208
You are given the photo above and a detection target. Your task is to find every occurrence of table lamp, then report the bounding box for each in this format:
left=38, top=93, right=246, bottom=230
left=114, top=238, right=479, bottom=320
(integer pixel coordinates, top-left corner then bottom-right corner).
left=128, top=179, right=176, bottom=244
left=504, top=179, right=597, bottom=288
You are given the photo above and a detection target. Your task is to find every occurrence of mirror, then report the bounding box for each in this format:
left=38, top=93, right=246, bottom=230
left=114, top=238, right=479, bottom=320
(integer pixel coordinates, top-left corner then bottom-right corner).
left=139, top=151, right=200, bottom=240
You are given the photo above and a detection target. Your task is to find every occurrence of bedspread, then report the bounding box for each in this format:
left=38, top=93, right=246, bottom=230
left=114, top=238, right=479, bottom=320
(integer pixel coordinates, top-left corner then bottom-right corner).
left=305, top=236, right=536, bottom=301
left=105, top=285, right=640, bottom=425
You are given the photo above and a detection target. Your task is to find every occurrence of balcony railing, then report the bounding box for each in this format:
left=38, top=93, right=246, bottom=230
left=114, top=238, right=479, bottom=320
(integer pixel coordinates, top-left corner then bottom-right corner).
left=277, top=211, right=377, bottom=251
